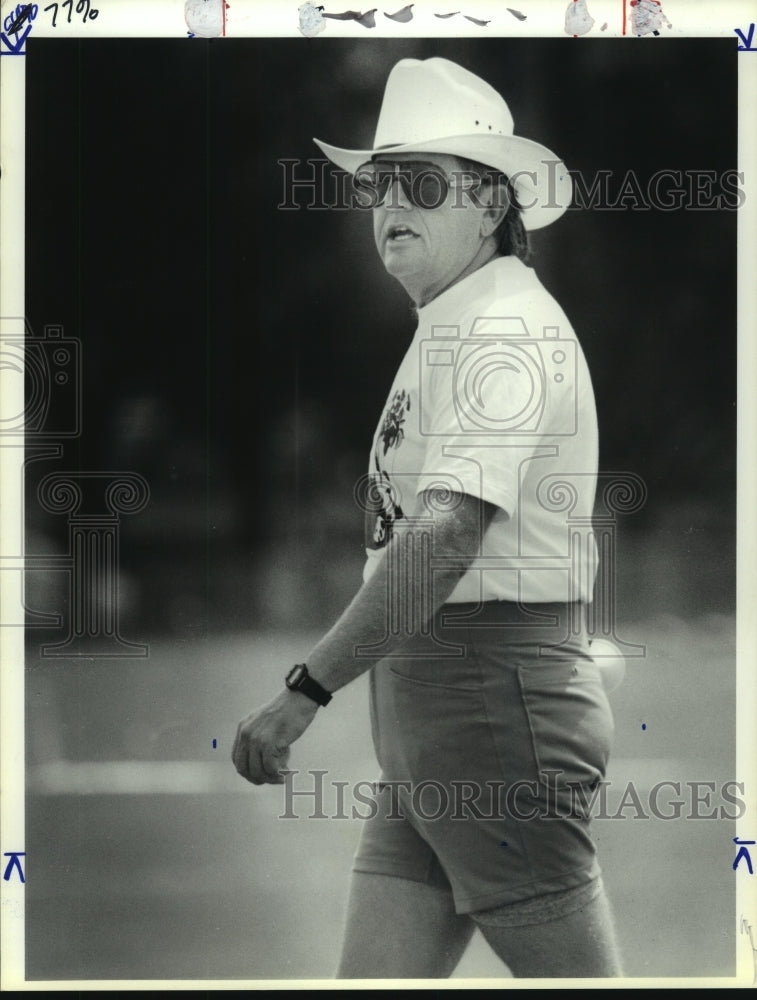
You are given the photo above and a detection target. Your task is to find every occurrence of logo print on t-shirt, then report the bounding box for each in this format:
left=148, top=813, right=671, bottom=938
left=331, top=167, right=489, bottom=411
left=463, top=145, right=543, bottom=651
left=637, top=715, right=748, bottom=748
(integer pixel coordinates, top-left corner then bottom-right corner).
left=379, top=389, right=410, bottom=455
left=367, top=470, right=402, bottom=549
left=366, top=389, right=411, bottom=550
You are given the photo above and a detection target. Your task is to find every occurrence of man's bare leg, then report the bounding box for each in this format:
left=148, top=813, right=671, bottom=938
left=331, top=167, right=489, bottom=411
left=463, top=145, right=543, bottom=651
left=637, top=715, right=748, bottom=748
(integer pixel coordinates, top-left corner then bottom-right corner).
left=473, top=883, right=623, bottom=979
left=336, top=871, right=476, bottom=979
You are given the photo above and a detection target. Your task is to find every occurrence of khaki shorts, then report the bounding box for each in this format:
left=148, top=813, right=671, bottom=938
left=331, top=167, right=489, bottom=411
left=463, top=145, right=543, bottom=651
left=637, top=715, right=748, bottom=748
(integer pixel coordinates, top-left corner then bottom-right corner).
left=353, top=601, right=614, bottom=916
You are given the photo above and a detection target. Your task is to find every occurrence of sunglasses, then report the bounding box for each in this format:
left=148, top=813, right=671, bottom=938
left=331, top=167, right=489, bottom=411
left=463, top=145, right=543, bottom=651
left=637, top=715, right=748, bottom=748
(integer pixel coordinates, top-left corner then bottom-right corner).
left=353, top=160, right=485, bottom=210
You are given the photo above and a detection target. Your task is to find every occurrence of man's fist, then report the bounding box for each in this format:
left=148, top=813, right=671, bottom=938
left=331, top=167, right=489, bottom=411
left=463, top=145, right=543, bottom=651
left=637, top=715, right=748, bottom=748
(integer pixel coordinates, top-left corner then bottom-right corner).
left=232, top=689, right=319, bottom=785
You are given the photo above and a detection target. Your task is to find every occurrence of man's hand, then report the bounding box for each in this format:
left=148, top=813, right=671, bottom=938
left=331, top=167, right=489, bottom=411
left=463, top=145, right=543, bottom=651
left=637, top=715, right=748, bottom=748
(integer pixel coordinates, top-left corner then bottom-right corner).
left=232, top=689, right=319, bottom=785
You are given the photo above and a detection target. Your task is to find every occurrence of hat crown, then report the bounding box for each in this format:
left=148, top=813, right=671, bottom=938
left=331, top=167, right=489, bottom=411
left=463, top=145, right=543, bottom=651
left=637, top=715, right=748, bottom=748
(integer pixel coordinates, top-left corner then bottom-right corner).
left=373, top=58, right=515, bottom=150
left=312, top=56, right=573, bottom=230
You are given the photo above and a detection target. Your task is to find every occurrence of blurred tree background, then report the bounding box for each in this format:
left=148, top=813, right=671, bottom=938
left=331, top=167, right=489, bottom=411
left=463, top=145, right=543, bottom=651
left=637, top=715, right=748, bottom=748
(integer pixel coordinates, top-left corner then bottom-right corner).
left=24, top=37, right=736, bottom=637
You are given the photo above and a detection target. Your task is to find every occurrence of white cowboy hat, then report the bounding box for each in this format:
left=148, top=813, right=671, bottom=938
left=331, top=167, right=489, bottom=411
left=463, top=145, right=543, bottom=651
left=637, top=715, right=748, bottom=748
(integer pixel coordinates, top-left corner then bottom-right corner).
left=314, top=57, right=572, bottom=230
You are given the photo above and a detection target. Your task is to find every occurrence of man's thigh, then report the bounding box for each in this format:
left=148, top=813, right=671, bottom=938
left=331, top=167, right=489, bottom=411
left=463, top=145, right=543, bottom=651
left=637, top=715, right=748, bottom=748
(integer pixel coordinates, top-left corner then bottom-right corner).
left=336, top=871, right=475, bottom=979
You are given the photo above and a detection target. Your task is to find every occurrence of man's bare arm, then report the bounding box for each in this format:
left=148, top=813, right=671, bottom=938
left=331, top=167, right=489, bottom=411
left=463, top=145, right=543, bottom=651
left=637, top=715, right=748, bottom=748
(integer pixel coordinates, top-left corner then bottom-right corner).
left=306, top=489, right=497, bottom=693
left=231, top=489, right=499, bottom=785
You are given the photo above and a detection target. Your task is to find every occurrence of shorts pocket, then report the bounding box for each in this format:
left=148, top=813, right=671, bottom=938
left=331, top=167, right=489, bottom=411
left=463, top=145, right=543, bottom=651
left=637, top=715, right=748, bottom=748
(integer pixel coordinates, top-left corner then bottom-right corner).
left=517, top=653, right=614, bottom=791
left=373, top=661, right=490, bottom=782
left=386, top=640, right=483, bottom=691
left=386, top=665, right=481, bottom=692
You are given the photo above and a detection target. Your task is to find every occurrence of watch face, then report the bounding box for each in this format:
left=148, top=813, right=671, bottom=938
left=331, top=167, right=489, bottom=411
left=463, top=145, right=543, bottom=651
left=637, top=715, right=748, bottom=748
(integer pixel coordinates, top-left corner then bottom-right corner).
left=286, top=664, right=306, bottom=687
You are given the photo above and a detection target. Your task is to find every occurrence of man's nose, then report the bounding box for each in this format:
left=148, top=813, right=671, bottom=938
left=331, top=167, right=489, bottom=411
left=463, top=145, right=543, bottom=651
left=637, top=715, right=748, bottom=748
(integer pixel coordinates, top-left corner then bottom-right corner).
left=383, top=175, right=411, bottom=210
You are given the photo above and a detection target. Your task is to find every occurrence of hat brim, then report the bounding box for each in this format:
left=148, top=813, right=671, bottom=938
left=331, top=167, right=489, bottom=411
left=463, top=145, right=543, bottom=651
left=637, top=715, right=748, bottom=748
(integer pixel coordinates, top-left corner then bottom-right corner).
left=313, top=133, right=573, bottom=230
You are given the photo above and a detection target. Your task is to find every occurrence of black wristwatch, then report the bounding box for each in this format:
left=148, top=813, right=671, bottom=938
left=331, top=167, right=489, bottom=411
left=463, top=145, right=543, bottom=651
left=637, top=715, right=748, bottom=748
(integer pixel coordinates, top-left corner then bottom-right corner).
left=285, top=663, right=333, bottom=707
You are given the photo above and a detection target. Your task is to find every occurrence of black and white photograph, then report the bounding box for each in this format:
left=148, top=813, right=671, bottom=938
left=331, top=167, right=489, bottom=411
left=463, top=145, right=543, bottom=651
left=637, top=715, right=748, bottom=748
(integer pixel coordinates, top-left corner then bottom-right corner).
left=1, top=0, right=755, bottom=987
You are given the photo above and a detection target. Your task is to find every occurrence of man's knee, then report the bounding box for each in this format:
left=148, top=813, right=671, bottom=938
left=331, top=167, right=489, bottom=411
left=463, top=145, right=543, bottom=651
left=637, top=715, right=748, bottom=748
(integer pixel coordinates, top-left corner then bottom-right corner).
left=468, top=878, right=623, bottom=978
left=469, top=877, right=603, bottom=929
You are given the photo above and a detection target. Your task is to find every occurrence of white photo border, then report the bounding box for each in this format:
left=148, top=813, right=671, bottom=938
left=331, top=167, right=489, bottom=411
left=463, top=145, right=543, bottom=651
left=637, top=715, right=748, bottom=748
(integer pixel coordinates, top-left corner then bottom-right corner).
left=1, top=0, right=756, bottom=990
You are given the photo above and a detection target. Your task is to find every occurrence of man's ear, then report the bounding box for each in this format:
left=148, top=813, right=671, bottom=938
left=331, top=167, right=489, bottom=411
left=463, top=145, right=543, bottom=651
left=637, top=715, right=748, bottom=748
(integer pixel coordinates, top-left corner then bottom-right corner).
left=479, top=181, right=509, bottom=238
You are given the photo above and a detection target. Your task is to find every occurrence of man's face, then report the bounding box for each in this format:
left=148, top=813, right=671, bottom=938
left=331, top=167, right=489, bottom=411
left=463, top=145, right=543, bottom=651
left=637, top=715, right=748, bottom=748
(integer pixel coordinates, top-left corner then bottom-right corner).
left=370, top=153, right=494, bottom=308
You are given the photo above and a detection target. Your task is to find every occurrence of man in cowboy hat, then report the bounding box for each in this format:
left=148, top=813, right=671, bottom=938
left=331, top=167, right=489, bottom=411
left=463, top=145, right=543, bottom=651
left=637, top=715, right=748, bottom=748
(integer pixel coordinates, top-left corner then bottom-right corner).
left=232, top=57, right=623, bottom=979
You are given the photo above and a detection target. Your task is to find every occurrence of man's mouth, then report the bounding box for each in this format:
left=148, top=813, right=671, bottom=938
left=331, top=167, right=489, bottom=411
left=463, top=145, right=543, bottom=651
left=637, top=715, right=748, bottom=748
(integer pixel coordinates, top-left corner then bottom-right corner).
left=386, top=224, right=419, bottom=243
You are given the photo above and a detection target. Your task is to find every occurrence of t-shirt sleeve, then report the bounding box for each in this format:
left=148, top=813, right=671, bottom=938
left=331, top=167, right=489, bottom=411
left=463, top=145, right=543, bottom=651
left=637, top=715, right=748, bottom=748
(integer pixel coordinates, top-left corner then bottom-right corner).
left=416, top=334, right=560, bottom=516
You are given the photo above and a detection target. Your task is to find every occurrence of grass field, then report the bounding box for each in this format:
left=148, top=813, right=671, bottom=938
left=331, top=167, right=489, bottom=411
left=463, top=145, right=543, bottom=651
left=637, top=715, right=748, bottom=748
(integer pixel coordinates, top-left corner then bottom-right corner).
left=23, top=611, right=741, bottom=983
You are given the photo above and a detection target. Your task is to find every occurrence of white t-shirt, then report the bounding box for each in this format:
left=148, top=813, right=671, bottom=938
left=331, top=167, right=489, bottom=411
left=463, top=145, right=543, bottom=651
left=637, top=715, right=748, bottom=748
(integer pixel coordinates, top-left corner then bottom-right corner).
left=362, top=256, right=599, bottom=605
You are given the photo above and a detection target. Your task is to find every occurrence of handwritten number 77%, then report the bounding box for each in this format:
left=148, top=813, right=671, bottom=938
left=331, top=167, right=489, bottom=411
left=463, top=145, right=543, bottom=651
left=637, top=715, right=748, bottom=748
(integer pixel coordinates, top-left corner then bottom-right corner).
left=44, top=0, right=99, bottom=26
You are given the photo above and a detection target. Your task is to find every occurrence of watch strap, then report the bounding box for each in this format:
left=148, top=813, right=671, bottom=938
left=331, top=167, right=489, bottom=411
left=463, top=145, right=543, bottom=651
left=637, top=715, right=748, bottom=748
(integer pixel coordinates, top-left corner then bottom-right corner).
left=286, top=663, right=332, bottom=707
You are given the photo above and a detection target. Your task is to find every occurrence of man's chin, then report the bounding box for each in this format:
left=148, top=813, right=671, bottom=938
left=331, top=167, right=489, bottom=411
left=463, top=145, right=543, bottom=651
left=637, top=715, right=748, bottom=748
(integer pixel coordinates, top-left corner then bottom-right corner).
left=380, top=250, right=422, bottom=280
left=382, top=264, right=421, bottom=298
